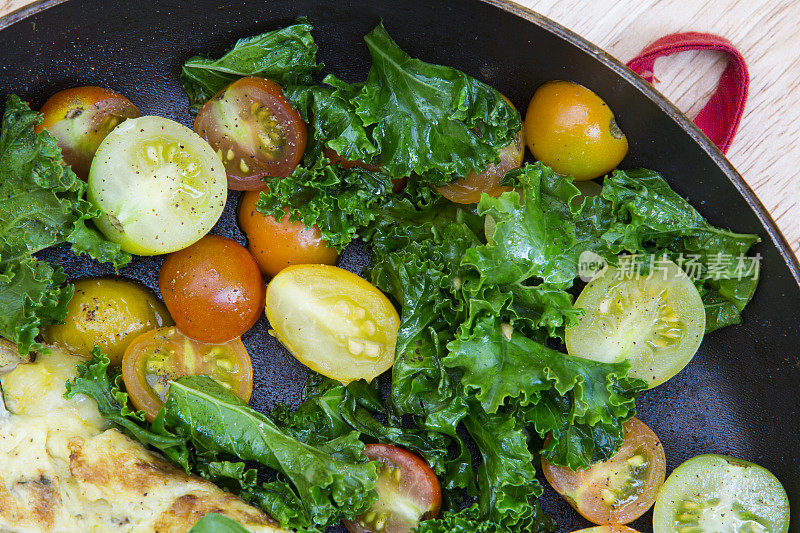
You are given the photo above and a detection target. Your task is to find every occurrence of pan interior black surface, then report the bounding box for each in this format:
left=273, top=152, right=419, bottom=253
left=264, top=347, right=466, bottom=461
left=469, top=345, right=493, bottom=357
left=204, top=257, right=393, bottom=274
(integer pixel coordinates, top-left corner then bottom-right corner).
left=1, top=1, right=799, bottom=532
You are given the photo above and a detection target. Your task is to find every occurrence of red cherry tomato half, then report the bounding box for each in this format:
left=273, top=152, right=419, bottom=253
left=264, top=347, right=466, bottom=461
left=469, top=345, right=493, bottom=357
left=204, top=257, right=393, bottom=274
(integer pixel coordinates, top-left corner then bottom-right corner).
left=194, top=77, right=307, bottom=190
left=344, top=444, right=441, bottom=533
left=36, top=86, right=140, bottom=179
left=122, top=326, right=253, bottom=422
left=159, top=235, right=265, bottom=344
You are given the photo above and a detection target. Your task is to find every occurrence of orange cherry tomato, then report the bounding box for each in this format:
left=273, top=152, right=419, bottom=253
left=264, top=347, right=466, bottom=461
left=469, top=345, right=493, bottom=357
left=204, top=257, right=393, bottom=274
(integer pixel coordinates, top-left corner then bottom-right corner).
left=122, top=326, right=252, bottom=421
left=159, top=235, right=265, bottom=344
left=344, top=444, right=442, bottom=533
left=323, top=147, right=407, bottom=193
left=238, top=190, right=338, bottom=278
left=524, top=80, right=628, bottom=181
left=194, top=77, right=307, bottom=190
left=542, top=417, right=666, bottom=525
left=36, top=86, right=139, bottom=179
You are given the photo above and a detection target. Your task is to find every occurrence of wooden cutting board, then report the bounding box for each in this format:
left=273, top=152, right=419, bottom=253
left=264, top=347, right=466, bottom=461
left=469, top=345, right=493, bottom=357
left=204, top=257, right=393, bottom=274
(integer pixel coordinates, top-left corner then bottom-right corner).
left=2, top=0, right=797, bottom=260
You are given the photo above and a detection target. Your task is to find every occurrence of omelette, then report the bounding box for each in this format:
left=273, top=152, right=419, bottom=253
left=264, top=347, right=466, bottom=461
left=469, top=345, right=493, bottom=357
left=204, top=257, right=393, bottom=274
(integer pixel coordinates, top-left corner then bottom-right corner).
left=0, top=340, right=288, bottom=533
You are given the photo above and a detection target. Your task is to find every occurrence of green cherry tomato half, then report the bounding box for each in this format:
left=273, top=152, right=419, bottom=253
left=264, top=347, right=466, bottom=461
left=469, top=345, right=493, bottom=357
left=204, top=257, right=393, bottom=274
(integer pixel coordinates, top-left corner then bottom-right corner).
left=41, top=277, right=172, bottom=365
left=525, top=80, right=628, bottom=181
left=87, top=116, right=227, bottom=255
left=265, top=265, right=400, bottom=384
left=653, top=454, right=790, bottom=533
left=36, top=86, right=140, bottom=179
left=565, top=258, right=705, bottom=388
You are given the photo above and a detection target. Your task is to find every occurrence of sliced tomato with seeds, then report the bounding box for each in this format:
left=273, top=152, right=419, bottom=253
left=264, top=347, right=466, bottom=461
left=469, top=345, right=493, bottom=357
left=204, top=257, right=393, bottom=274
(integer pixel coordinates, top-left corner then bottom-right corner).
left=542, top=417, right=666, bottom=525
left=344, top=444, right=441, bottom=533
left=122, top=326, right=253, bottom=421
left=194, top=77, right=307, bottom=190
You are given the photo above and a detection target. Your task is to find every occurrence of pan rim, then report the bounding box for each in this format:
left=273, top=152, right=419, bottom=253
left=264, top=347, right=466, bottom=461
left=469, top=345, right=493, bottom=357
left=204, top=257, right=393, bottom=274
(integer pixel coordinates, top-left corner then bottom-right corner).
left=1, top=0, right=798, bottom=288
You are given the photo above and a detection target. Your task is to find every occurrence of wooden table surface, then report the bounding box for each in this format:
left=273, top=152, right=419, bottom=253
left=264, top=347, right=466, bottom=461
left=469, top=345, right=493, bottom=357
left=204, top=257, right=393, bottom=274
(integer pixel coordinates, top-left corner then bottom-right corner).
left=2, top=0, right=798, bottom=261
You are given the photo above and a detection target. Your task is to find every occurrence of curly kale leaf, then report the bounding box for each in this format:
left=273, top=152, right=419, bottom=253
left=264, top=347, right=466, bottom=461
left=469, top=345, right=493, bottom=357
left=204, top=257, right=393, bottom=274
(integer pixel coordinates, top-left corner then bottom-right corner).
left=352, top=23, right=520, bottom=183
left=582, top=169, right=761, bottom=331
left=181, top=21, right=320, bottom=111
left=0, top=95, right=130, bottom=267
left=0, top=257, right=72, bottom=355
left=256, top=163, right=393, bottom=251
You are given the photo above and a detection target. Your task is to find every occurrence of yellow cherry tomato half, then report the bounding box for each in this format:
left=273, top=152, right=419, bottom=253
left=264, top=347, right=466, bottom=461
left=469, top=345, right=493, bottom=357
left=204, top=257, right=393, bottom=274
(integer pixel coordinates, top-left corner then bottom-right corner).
left=42, top=277, right=173, bottom=365
left=122, top=326, right=253, bottom=421
left=525, top=80, right=628, bottom=181
left=265, top=265, right=400, bottom=384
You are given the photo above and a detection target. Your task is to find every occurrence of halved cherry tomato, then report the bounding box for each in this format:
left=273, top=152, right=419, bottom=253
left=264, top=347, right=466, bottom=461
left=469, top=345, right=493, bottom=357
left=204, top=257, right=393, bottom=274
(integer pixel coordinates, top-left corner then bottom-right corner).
left=88, top=116, right=227, bottom=255
left=194, top=77, right=307, bottom=190
left=36, top=86, right=140, bottom=179
left=573, top=527, right=642, bottom=533
left=565, top=258, right=706, bottom=388
left=159, top=235, right=265, bottom=344
left=525, top=80, right=628, bottom=181
left=542, top=417, right=666, bottom=525
left=323, top=147, right=407, bottom=193
left=435, top=127, right=524, bottom=204
left=265, top=265, right=399, bottom=384
left=237, top=191, right=338, bottom=278
left=436, top=94, right=524, bottom=204
left=122, top=326, right=253, bottom=421
left=653, top=454, right=789, bottom=533
left=344, top=444, right=441, bottom=533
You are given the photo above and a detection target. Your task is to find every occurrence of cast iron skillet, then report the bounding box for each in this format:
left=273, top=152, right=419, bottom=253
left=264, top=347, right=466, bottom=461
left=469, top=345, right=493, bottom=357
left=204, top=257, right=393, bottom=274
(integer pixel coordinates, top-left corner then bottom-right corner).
left=1, top=1, right=798, bottom=532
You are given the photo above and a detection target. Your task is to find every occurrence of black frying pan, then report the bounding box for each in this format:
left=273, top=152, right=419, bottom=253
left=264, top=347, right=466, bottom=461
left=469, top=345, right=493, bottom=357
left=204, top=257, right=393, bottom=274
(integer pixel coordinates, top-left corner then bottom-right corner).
left=1, top=1, right=798, bottom=532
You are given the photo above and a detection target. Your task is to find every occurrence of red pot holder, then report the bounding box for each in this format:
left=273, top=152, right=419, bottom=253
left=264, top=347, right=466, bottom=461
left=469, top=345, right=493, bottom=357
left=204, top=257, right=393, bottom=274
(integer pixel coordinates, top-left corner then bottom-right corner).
left=626, top=32, right=749, bottom=154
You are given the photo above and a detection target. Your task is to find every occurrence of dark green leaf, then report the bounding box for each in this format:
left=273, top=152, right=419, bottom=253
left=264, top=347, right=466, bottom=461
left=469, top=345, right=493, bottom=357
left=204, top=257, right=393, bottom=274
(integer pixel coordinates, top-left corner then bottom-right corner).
left=353, top=23, right=520, bottom=182
left=189, top=513, right=252, bottom=533
left=181, top=22, right=320, bottom=111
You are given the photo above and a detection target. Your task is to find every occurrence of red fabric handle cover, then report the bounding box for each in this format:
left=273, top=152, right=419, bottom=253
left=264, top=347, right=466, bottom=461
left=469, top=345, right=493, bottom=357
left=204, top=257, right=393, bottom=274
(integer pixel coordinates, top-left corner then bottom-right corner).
left=626, top=32, right=749, bottom=154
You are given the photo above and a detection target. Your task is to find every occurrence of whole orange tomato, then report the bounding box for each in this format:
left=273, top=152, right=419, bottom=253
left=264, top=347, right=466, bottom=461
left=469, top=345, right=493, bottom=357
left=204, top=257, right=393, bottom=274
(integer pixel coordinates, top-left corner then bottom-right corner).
left=238, top=190, right=338, bottom=278
left=159, top=235, right=265, bottom=343
left=525, top=80, right=627, bottom=180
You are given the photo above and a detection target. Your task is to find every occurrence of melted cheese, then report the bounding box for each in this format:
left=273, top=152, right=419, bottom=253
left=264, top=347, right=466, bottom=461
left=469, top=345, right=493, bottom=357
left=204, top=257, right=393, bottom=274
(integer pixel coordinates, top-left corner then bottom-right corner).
left=0, top=346, right=289, bottom=533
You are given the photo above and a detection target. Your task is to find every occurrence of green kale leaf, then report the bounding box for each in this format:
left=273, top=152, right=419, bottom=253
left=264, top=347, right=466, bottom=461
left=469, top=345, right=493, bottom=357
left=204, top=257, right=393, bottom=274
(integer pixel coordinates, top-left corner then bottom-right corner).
left=162, top=376, right=379, bottom=531
left=0, top=257, right=72, bottom=355
left=188, top=513, right=252, bottom=533
left=353, top=23, right=520, bottom=183
left=0, top=95, right=129, bottom=267
left=181, top=21, right=320, bottom=111
left=584, top=169, right=761, bottom=331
